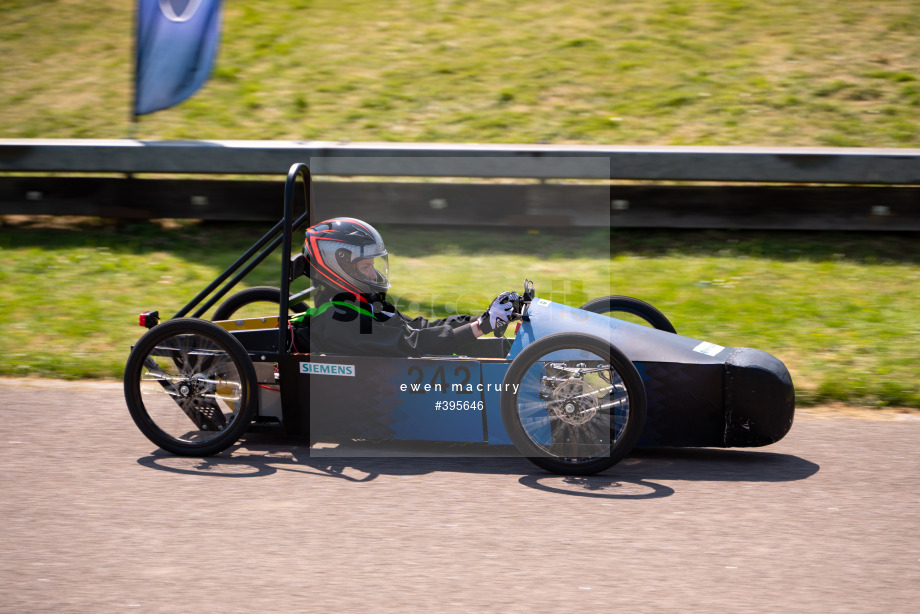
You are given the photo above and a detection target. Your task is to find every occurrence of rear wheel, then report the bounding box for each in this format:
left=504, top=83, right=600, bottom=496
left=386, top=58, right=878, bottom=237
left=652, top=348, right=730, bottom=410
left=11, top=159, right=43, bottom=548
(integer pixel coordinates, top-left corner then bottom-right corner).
left=580, top=295, right=676, bottom=334
left=124, top=318, right=258, bottom=456
left=212, top=286, right=309, bottom=321
left=500, top=332, right=647, bottom=475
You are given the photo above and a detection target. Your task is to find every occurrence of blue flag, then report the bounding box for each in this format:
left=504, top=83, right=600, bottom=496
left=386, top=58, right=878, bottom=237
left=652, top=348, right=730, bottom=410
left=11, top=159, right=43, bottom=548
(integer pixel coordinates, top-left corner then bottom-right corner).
left=134, top=0, right=223, bottom=116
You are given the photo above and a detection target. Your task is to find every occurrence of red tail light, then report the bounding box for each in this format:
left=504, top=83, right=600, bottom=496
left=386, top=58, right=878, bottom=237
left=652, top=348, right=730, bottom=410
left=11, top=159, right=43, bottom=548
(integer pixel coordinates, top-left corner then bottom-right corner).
left=138, top=311, right=160, bottom=329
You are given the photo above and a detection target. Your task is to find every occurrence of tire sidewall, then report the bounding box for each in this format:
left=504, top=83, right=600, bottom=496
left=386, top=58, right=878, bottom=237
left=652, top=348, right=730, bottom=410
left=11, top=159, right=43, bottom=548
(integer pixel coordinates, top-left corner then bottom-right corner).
left=212, top=286, right=307, bottom=321
left=124, top=318, right=258, bottom=456
left=580, top=295, right=677, bottom=334
left=500, top=332, right=647, bottom=475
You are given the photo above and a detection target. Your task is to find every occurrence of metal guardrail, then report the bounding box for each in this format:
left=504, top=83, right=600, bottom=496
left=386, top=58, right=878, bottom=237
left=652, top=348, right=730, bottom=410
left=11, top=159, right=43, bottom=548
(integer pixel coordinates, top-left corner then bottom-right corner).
left=2, top=138, right=919, bottom=184
left=0, top=139, right=918, bottom=230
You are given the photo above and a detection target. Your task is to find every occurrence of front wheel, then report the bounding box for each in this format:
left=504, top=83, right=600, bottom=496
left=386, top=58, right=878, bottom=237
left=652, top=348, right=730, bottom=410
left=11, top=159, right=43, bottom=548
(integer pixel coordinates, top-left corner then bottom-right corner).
left=500, top=333, right=647, bottom=475
left=124, top=318, right=258, bottom=456
left=580, top=296, right=677, bottom=334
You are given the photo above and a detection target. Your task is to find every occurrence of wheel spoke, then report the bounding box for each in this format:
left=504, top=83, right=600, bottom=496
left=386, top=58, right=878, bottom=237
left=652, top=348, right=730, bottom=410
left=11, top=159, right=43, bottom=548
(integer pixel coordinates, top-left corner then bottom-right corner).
left=129, top=326, right=249, bottom=450
left=516, top=355, right=626, bottom=460
left=500, top=332, right=646, bottom=474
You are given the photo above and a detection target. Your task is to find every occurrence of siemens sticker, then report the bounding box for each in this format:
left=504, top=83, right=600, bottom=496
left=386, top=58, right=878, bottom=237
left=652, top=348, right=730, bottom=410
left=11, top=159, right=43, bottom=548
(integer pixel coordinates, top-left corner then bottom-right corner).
left=300, top=363, right=356, bottom=376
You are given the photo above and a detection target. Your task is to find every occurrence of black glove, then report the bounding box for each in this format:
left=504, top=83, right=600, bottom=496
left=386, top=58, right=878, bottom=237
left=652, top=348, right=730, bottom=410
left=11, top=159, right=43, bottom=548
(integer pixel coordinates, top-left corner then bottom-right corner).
left=478, top=291, right=520, bottom=336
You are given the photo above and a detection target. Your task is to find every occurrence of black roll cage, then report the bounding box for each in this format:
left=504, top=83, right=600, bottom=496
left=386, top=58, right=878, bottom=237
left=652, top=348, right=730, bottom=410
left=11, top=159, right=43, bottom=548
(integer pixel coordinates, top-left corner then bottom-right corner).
left=172, top=162, right=314, bottom=355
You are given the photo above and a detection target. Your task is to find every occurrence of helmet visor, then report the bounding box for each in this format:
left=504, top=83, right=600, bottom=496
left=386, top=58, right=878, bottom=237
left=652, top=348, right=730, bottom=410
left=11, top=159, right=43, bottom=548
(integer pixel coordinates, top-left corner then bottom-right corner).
left=354, top=254, right=389, bottom=289
left=318, top=241, right=390, bottom=294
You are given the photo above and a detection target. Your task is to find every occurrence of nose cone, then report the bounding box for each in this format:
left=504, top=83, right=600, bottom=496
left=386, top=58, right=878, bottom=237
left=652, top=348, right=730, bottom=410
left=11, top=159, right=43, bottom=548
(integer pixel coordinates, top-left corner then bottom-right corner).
left=724, top=348, right=795, bottom=447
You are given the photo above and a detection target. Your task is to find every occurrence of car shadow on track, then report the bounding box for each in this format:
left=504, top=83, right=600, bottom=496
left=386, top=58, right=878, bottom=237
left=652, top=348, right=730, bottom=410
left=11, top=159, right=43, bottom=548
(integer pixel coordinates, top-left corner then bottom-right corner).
left=136, top=434, right=819, bottom=500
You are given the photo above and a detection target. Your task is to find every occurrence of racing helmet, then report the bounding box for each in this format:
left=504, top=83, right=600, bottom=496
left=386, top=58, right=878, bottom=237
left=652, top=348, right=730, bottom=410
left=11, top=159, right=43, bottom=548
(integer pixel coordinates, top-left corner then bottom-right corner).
left=303, top=217, right=390, bottom=298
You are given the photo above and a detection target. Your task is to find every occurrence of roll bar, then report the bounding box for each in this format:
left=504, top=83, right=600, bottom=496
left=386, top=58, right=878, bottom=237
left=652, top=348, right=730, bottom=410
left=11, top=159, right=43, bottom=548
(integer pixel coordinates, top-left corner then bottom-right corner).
left=278, top=163, right=313, bottom=353
left=172, top=162, right=314, bottom=357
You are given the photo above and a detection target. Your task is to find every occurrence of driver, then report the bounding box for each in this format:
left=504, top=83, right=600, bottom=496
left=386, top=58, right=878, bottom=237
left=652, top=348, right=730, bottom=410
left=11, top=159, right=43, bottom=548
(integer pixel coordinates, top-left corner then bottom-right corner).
left=294, top=217, right=518, bottom=356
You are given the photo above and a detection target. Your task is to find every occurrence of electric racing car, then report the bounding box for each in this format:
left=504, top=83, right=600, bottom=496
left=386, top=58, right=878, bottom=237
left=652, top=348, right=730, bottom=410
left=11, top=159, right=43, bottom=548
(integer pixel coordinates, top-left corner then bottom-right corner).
left=124, top=164, right=795, bottom=475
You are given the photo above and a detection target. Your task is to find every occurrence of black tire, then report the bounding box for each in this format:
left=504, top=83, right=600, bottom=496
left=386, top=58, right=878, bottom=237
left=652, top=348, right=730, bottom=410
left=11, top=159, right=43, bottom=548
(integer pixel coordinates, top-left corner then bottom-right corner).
left=500, top=332, right=647, bottom=475
left=212, top=286, right=308, bottom=321
left=124, top=318, right=258, bottom=456
left=580, top=295, right=677, bottom=334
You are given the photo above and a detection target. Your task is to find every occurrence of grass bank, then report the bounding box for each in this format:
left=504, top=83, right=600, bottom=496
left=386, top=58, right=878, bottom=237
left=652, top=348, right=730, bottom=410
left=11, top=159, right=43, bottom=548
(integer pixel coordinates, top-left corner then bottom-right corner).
left=1, top=0, right=918, bottom=146
left=1, top=218, right=918, bottom=410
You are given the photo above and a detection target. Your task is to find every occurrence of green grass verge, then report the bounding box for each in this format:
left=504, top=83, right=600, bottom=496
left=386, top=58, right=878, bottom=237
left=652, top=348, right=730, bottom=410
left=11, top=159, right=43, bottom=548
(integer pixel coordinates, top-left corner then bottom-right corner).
left=1, top=0, right=918, bottom=146
left=1, top=218, right=918, bottom=409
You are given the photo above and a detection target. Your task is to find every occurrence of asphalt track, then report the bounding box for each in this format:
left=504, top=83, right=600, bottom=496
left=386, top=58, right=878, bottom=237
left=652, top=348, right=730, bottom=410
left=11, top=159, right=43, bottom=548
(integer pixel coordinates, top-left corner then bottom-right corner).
left=1, top=379, right=918, bottom=613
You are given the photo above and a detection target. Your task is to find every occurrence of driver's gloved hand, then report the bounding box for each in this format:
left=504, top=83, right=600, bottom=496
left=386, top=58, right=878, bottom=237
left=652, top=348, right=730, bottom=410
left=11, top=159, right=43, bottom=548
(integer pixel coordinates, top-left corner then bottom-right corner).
left=478, top=291, right=520, bottom=336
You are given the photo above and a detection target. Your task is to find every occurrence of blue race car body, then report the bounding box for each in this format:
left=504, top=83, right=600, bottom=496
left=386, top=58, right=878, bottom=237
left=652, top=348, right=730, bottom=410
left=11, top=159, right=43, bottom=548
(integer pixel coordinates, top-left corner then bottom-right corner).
left=261, top=296, right=793, bottom=450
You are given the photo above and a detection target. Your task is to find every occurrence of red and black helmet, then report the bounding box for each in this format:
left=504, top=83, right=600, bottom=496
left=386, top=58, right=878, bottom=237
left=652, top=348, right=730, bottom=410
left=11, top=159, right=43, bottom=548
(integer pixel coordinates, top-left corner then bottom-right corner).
left=303, top=217, right=390, bottom=299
